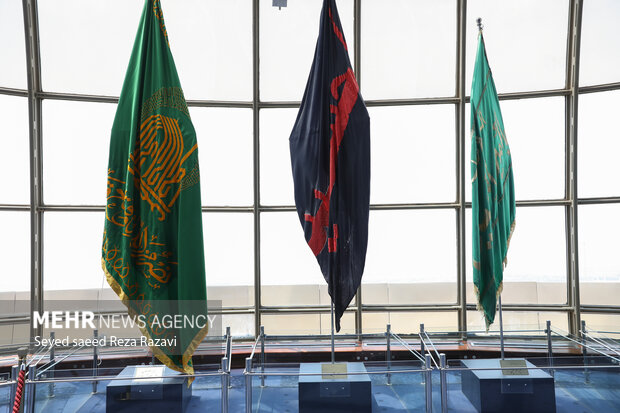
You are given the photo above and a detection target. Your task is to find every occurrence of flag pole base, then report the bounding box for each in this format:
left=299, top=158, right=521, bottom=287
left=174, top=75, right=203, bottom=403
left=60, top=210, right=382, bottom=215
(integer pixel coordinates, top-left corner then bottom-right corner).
left=330, top=301, right=335, bottom=364
left=499, top=295, right=505, bottom=359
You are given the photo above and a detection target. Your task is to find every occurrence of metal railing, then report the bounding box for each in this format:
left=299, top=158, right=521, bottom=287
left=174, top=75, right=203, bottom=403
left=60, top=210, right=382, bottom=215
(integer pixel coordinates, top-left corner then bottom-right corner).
left=6, top=322, right=620, bottom=413
left=5, top=327, right=233, bottom=413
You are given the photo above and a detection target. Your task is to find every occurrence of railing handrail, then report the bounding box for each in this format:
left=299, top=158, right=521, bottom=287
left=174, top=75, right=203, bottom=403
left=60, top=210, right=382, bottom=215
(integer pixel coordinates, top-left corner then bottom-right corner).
left=552, top=327, right=620, bottom=363
left=390, top=332, right=425, bottom=363
left=248, top=334, right=261, bottom=361
left=420, top=330, right=441, bottom=369
left=444, top=363, right=620, bottom=372
left=23, top=370, right=226, bottom=385
left=244, top=367, right=428, bottom=377
left=36, top=343, right=87, bottom=377
left=580, top=329, right=620, bottom=358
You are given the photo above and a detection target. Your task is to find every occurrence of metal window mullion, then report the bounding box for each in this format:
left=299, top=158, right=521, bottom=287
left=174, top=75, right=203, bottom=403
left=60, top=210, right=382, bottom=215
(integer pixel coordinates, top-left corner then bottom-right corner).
left=0, top=87, right=29, bottom=97
left=578, top=82, right=620, bottom=94
left=563, top=0, right=575, bottom=336
left=0, top=204, right=31, bottom=211
left=22, top=89, right=594, bottom=110
left=354, top=0, right=363, bottom=338
left=577, top=196, right=620, bottom=205
left=456, top=0, right=467, bottom=339
left=566, top=0, right=583, bottom=337
left=252, top=0, right=261, bottom=337
left=22, top=0, right=43, bottom=343
left=36, top=198, right=577, bottom=214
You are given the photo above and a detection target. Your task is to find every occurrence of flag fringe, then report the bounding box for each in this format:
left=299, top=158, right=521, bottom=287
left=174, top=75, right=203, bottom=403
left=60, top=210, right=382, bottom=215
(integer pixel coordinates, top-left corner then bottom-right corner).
left=503, top=218, right=516, bottom=268
left=474, top=280, right=504, bottom=333
left=102, top=258, right=209, bottom=386
left=473, top=218, right=514, bottom=333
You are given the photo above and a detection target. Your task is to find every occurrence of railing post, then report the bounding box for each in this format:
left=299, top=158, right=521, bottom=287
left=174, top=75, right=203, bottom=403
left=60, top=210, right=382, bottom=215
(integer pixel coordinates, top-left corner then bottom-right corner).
left=420, top=323, right=426, bottom=357
left=546, top=320, right=554, bottom=377
left=440, top=353, right=447, bottom=413
left=260, top=326, right=265, bottom=387
left=245, top=357, right=252, bottom=413
left=225, top=326, right=231, bottom=389
left=386, top=324, right=392, bottom=385
left=49, top=331, right=55, bottom=397
left=425, top=354, right=432, bottom=413
left=11, top=365, right=19, bottom=407
left=221, top=357, right=229, bottom=413
left=92, top=329, right=98, bottom=393
left=25, top=365, right=37, bottom=413
left=582, top=320, right=589, bottom=383
left=581, top=320, right=587, bottom=358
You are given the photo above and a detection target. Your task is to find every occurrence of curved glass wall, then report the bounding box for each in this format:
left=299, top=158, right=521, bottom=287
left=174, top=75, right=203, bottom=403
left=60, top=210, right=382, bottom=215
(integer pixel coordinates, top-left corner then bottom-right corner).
left=1, top=0, right=619, bottom=343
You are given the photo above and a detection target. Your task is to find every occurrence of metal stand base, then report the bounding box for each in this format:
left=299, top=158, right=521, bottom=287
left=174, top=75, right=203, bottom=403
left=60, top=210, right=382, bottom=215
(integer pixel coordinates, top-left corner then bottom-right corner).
left=106, top=366, right=191, bottom=413
left=298, top=362, right=372, bottom=413
left=461, top=359, right=556, bottom=413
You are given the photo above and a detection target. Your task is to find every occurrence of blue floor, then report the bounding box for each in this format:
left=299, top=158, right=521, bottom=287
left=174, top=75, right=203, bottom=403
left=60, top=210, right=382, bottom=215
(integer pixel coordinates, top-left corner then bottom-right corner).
left=1, top=366, right=619, bottom=412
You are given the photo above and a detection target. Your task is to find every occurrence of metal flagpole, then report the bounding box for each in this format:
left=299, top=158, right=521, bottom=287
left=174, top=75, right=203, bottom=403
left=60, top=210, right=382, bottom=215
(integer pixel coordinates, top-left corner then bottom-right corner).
left=498, top=295, right=505, bottom=359
left=331, top=301, right=336, bottom=363
left=476, top=16, right=506, bottom=361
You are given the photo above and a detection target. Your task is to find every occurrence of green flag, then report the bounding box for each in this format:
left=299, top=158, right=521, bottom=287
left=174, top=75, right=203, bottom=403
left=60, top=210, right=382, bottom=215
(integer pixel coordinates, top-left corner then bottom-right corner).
left=471, top=31, right=516, bottom=331
left=102, top=0, right=207, bottom=380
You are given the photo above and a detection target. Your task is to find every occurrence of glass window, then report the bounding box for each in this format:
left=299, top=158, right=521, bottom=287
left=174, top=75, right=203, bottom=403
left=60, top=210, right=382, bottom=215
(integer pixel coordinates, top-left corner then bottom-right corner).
left=0, top=95, right=30, bottom=204
left=361, top=0, right=456, bottom=99
left=0, top=0, right=27, bottom=89
left=203, top=212, right=254, bottom=308
left=500, top=97, right=565, bottom=201
left=44, top=212, right=106, bottom=292
left=221, top=314, right=255, bottom=337
left=578, top=90, right=620, bottom=198
left=467, top=311, right=568, bottom=334
left=39, top=0, right=252, bottom=98
left=260, top=108, right=297, bottom=206
left=466, top=207, right=567, bottom=305
left=0, top=212, right=30, bottom=293
left=466, top=0, right=569, bottom=93
left=581, top=314, right=620, bottom=334
left=465, top=97, right=565, bottom=202
left=363, top=209, right=457, bottom=304
left=580, top=0, right=620, bottom=86
left=0, top=323, right=30, bottom=347
left=191, top=108, right=253, bottom=206
left=579, top=204, right=620, bottom=306
left=262, top=312, right=355, bottom=335
left=363, top=311, right=457, bottom=333
left=43, top=100, right=116, bottom=205
left=38, top=0, right=144, bottom=95
left=163, top=0, right=252, bottom=101
left=369, top=105, right=456, bottom=204
left=12, top=0, right=620, bottom=338
left=259, top=0, right=354, bottom=102
left=260, top=211, right=326, bottom=306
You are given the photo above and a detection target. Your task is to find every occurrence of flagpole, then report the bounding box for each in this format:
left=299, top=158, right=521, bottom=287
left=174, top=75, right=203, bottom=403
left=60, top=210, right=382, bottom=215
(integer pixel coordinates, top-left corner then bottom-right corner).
left=331, top=300, right=336, bottom=364
left=499, top=295, right=505, bottom=359
left=330, top=300, right=335, bottom=364
left=476, top=16, right=505, bottom=360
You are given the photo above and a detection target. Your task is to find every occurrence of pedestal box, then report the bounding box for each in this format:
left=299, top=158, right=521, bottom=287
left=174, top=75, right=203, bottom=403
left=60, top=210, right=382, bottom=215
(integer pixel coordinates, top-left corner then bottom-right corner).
left=298, top=362, right=372, bottom=413
left=106, top=365, right=191, bottom=413
left=461, top=359, right=556, bottom=413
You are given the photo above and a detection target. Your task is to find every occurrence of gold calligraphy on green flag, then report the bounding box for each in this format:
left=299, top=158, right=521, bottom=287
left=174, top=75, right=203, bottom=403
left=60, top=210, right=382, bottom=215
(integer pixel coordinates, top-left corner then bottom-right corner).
left=102, top=0, right=207, bottom=382
left=471, top=32, right=516, bottom=331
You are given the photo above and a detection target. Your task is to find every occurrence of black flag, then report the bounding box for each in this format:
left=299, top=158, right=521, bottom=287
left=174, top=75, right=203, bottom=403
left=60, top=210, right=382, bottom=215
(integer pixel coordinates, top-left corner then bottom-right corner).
left=289, top=0, right=370, bottom=332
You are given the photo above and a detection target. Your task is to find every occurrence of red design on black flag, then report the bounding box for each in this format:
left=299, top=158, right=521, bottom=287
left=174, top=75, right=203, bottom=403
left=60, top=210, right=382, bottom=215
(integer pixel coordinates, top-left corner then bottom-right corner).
left=289, top=0, right=370, bottom=332
left=329, top=7, right=347, bottom=51
left=304, top=68, right=359, bottom=257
